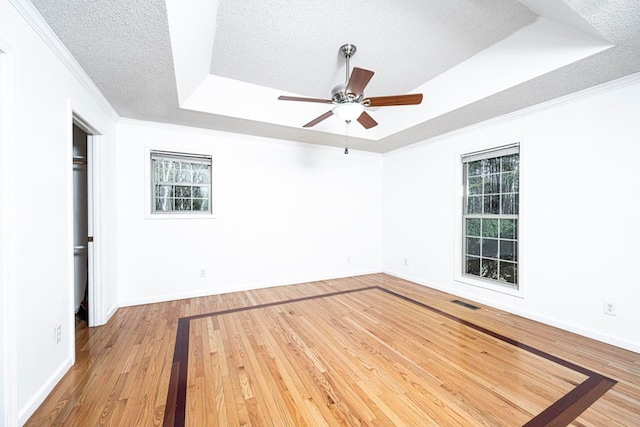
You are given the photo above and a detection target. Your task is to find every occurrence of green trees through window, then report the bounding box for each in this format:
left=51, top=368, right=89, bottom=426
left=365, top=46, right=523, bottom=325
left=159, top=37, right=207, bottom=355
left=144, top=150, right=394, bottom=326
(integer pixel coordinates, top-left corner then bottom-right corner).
left=151, top=151, right=212, bottom=214
left=463, top=148, right=519, bottom=287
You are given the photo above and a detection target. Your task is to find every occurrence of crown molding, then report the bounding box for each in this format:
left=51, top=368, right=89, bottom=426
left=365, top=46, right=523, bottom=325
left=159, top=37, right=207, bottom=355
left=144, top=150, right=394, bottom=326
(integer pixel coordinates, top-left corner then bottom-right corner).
left=386, top=70, right=640, bottom=155
left=9, top=0, right=119, bottom=121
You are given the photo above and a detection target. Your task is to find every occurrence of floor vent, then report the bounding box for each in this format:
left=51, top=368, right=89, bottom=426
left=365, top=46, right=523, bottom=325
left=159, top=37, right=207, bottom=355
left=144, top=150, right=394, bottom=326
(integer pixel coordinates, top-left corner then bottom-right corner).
left=451, top=300, right=480, bottom=310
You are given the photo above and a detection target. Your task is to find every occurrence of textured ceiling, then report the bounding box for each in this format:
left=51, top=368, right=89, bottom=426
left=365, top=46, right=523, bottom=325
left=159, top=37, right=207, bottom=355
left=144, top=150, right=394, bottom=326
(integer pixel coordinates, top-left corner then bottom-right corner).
left=30, top=0, right=640, bottom=153
left=209, top=0, right=536, bottom=98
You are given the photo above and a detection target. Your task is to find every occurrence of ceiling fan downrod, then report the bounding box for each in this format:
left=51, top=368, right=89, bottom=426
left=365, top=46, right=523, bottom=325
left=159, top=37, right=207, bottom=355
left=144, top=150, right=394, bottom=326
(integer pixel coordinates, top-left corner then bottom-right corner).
left=332, top=44, right=359, bottom=104
left=340, top=43, right=357, bottom=83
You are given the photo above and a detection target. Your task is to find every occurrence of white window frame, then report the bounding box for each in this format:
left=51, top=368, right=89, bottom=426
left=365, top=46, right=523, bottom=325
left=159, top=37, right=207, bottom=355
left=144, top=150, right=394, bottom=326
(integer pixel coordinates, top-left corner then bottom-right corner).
left=454, top=142, right=523, bottom=297
left=146, top=149, right=215, bottom=219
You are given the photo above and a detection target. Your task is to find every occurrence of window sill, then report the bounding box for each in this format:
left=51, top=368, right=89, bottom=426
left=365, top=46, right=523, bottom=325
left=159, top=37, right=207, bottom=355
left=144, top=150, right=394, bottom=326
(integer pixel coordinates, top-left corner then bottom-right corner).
left=145, top=212, right=216, bottom=220
left=455, top=273, right=523, bottom=298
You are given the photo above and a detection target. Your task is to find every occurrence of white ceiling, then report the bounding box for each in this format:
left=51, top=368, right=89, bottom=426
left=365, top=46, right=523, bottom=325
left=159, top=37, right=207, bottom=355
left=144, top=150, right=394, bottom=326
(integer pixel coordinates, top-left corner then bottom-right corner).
left=31, top=0, right=640, bottom=152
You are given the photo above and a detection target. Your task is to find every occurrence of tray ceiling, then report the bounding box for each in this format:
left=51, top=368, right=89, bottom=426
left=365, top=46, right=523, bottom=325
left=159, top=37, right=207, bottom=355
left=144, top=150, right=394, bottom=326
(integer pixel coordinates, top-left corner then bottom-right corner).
left=30, top=0, right=640, bottom=152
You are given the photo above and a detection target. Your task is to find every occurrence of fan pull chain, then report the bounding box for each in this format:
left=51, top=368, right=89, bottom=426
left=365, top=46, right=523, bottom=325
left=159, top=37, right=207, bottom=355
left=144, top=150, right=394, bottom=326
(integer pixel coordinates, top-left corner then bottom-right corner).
left=344, top=120, right=351, bottom=154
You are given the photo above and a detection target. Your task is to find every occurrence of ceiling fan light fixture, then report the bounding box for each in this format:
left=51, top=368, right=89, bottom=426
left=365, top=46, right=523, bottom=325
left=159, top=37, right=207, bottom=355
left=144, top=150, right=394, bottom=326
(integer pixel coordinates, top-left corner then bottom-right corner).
left=277, top=44, right=422, bottom=129
left=332, top=102, right=364, bottom=122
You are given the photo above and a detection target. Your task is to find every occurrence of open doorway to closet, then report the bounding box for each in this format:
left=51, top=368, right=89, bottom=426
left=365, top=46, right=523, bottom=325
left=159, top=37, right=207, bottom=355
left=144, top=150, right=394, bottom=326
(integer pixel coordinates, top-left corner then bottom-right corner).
left=72, top=114, right=104, bottom=329
left=73, top=124, right=90, bottom=327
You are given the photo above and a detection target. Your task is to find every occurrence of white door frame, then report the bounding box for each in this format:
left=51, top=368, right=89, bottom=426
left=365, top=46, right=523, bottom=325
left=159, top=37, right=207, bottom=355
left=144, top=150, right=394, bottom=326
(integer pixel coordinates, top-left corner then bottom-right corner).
left=0, top=44, right=18, bottom=427
left=72, top=113, right=105, bottom=327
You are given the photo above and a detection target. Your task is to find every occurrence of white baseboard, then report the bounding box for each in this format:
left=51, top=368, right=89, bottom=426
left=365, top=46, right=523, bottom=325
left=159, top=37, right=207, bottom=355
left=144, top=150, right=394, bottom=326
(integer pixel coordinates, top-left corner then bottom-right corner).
left=383, top=270, right=640, bottom=354
left=18, top=356, right=73, bottom=425
left=105, top=303, right=118, bottom=322
left=119, top=269, right=381, bottom=308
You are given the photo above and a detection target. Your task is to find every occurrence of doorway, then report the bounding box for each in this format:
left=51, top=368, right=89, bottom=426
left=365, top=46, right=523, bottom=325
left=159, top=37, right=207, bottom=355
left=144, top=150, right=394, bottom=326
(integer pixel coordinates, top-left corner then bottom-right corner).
left=72, top=124, right=90, bottom=324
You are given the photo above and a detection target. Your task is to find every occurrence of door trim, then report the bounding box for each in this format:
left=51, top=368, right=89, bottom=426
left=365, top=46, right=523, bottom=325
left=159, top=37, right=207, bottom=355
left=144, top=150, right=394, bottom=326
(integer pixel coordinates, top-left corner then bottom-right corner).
left=72, top=113, right=105, bottom=327
left=0, top=44, right=19, bottom=427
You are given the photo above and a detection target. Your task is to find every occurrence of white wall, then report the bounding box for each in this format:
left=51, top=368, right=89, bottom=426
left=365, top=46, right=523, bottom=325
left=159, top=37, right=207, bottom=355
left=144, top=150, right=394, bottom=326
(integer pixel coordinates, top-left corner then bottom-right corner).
left=383, top=76, right=640, bottom=353
left=0, top=1, right=119, bottom=424
left=2, top=0, right=638, bottom=423
left=117, top=120, right=383, bottom=306
left=0, top=42, right=14, bottom=427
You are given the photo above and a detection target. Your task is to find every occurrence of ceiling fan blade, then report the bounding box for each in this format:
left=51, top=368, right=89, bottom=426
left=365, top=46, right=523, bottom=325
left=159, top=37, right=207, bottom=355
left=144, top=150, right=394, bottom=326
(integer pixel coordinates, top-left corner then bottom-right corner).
left=303, top=110, right=334, bottom=128
left=346, top=67, right=375, bottom=97
left=365, top=93, right=423, bottom=107
left=357, top=111, right=378, bottom=129
left=278, top=95, right=333, bottom=104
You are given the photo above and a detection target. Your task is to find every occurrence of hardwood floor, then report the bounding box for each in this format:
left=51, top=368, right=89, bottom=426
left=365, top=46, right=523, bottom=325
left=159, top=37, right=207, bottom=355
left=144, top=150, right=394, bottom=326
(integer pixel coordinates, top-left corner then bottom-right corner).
left=25, top=274, right=640, bottom=426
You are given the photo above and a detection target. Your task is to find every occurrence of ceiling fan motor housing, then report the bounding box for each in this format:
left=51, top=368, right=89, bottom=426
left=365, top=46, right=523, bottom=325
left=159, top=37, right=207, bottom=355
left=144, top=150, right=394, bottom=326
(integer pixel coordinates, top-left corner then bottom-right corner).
left=276, top=43, right=422, bottom=130
left=332, top=83, right=363, bottom=104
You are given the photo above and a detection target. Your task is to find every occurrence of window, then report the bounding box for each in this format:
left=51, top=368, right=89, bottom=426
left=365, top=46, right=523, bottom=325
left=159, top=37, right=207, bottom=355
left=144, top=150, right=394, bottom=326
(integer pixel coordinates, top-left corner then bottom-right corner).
left=151, top=151, right=212, bottom=214
left=462, top=144, right=519, bottom=288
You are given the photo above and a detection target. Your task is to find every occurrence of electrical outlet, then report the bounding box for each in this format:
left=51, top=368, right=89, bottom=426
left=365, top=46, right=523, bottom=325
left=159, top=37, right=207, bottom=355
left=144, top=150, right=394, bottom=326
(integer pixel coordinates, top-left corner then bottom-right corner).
left=54, top=325, right=62, bottom=345
left=603, top=300, right=617, bottom=316
left=347, top=256, right=351, bottom=263
left=404, top=258, right=408, bottom=266
left=199, top=269, right=206, bottom=278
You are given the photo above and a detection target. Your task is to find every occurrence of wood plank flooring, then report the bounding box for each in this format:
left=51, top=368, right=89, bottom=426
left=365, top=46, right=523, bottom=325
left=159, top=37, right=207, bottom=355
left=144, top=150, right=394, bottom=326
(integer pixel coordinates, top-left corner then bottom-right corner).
left=25, top=274, right=640, bottom=426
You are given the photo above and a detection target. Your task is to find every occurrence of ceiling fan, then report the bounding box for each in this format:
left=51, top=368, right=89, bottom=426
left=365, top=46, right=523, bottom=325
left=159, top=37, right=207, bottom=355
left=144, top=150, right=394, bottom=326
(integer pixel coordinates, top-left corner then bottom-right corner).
left=278, top=44, right=423, bottom=129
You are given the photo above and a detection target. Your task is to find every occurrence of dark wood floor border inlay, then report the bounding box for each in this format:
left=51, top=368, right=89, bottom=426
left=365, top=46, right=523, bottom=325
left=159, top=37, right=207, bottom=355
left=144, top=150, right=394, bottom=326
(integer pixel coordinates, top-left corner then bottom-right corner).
left=163, top=285, right=617, bottom=427
left=376, top=287, right=617, bottom=426
left=162, top=286, right=375, bottom=427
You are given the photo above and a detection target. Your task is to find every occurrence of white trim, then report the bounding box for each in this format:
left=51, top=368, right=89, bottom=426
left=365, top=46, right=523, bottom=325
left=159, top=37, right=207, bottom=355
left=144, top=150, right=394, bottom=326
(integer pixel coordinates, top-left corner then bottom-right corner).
left=453, top=138, right=525, bottom=298
left=88, top=134, right=101, bottom=326
left=8, top=0, right=119, bottom=122
left=383, top=270, right=640, bottom=354
left=120, top=117, right=384, bottom=158
left=106, top=304, right=119, bottom=321
left=461, top=143, right=520, bottom=163
left=119, top=269, right=381, bottom=307
left=384, top=71, right=640, bottom=156
left=71, top=113, right=108, bottom=327
left=0, top=44, right=19, bottom=427
left=90, top=133, right=111, bottom=326
left=17, top=357, right=73, bottom=426
left=144, top=145, right=217, bottom=220
left=65, top=103, right=76, bottom=365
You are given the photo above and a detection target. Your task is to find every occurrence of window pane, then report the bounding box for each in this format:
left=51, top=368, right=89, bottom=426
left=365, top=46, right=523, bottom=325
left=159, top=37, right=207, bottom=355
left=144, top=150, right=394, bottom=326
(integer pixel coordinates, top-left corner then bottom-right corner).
left=174, top=186, right=192, bottom=197
left=499, top=261, right=517, bottom=284
left=467, top=196, right=482, bottom=214
left=502, top=154, right=519, bottom=172
left=499, top=240, right=517, bottom=261
left=501, top=172, right=518, bottom=193
left=501, top=193, right=519, bottom=215
left=500, top=219, right=517, bottom=239
left=155, top=198, right=171, bottom=211
left=466, top=237, right=481, bottom=256
left=193, top=198, right=209, bottom=211
left=483, top=174, right=500, bottom=194
left=468, top=161, right=482, bottom=176
left=481, top=238, right=498, bottom=258
left=483, top=195, right=500, bottom=214
left=156, top=185, right=173, bottom=198
left=193, top=171, right=210, bottom=184
left=156, top=160, right=176, bottom=183
left=174, top=198, right=191, bottom=210
left=481, top=259, right=498, bottom=279
left=175, top=169, right=193, bottom=183
left=192, top=186, right=209, bottom=198
left=152, top=152, right=212, bottom=214
left=484, top=158, right=500, bottom=174
left=466, top=256, right=481, bottom=276
left=466, top=218, right=481, bottom=236
left=468, top=176, right=483, bottom=195
left=482, top=219, right=499, bottom=237
left=462, top=148, right=518, bottom=288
